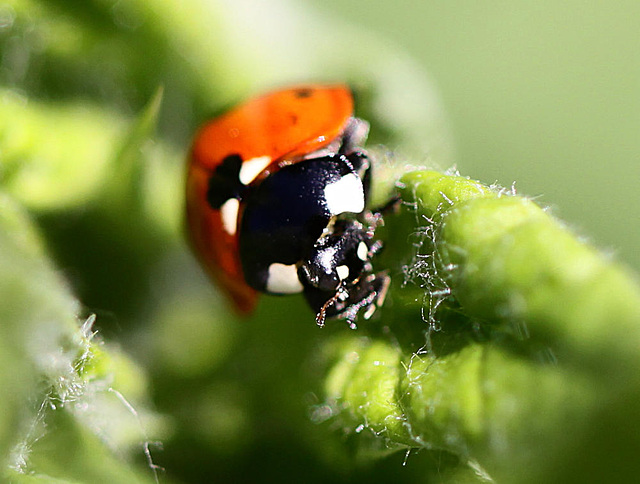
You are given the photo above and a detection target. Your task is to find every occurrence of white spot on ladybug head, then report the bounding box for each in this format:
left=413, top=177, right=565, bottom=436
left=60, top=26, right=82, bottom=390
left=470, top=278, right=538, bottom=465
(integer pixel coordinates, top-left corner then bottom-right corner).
left=220, top=198, right=240, bottom=235
left=357, top=242, right=369, bottom=261
left=239, top=155, right=272, bottom=185
left=336, top=265, right=349, bottom=280
left=324, top=173, right=365, bottom=215
left=266, top=263, right=304, bottom=294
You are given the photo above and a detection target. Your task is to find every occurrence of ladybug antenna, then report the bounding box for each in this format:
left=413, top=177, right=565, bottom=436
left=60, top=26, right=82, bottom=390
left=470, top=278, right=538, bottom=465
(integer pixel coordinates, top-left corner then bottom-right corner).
left=315, top=283, right=351, bottom=328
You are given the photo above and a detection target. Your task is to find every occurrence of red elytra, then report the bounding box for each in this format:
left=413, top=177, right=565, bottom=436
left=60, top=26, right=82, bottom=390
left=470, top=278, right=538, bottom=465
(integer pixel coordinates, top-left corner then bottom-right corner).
left=186, top=84, right=355, bottom=314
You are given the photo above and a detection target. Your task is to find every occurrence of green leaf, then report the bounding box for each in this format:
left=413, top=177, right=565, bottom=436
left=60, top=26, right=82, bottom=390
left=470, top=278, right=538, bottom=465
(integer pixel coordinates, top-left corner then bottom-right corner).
left=0, top=194, right=162, bottom=483
left=0, top=91, right=127, bottom=210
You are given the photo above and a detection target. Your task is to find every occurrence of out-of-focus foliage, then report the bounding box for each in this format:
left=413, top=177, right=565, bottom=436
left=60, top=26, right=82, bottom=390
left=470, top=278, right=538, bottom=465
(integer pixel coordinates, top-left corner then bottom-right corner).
left=0, top=194, right=161, bottom=484
left=314, top=0, right=640, bottom=272
left=1, top=1, right=639, bottom=483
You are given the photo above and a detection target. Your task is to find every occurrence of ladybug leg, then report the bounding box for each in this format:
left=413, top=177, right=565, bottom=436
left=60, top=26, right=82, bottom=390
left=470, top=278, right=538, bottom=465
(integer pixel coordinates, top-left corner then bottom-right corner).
left=368, top=239, right=384, bottom=258
left=314, top=286, right=348, bottom=328
left=364, top=271, right=391, bottom=319
left=340, top=151, right=370, bottom=180
left=339, top=117, right=370, bottom=154
left=365, top=195, right=401, bottom=226
left=337, top=271, right=391, bottom=329
left=362, top=194, right=401, bottom=247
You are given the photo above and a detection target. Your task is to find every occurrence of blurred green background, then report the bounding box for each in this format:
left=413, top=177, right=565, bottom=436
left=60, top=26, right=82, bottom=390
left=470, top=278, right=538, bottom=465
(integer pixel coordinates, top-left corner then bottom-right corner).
left=309, top=0, right=640, bottom=271
left=1, top=1, right=639, bottom=483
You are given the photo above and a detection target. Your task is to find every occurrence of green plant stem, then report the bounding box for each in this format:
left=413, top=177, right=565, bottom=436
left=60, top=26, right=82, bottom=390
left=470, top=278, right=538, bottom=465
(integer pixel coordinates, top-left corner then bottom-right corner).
left=400, top=171, right=640, bottom=379
left=322, top=170, right=640, bottom=483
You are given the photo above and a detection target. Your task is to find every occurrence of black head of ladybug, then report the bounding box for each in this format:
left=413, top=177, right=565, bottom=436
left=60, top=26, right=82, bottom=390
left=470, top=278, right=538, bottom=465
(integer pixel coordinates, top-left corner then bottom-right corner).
left=236, top=140, right=390, bottom=327
left=298, top=218, right=390, bottom=327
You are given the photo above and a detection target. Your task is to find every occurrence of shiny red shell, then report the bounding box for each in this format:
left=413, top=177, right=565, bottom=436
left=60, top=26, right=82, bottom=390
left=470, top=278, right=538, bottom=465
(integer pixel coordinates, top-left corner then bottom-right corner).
left=186, top=84, right=355, bottom=314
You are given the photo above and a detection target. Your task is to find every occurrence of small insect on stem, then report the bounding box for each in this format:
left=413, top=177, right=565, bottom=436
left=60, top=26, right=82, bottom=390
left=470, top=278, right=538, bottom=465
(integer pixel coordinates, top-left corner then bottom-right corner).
left=187, top=84, right=393, bottom=326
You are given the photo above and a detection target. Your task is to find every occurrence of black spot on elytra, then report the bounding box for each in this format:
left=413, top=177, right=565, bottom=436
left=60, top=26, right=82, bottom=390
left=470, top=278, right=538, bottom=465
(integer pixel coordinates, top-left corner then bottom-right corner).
left=207, top=154, right=246, bottom=209
left=294, top=88, right=313, bottom=99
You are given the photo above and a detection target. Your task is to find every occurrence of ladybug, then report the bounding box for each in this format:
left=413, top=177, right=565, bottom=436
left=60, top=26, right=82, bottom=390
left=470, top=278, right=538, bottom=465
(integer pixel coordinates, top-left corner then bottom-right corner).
left=186, top=84, right=390, bottom=327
